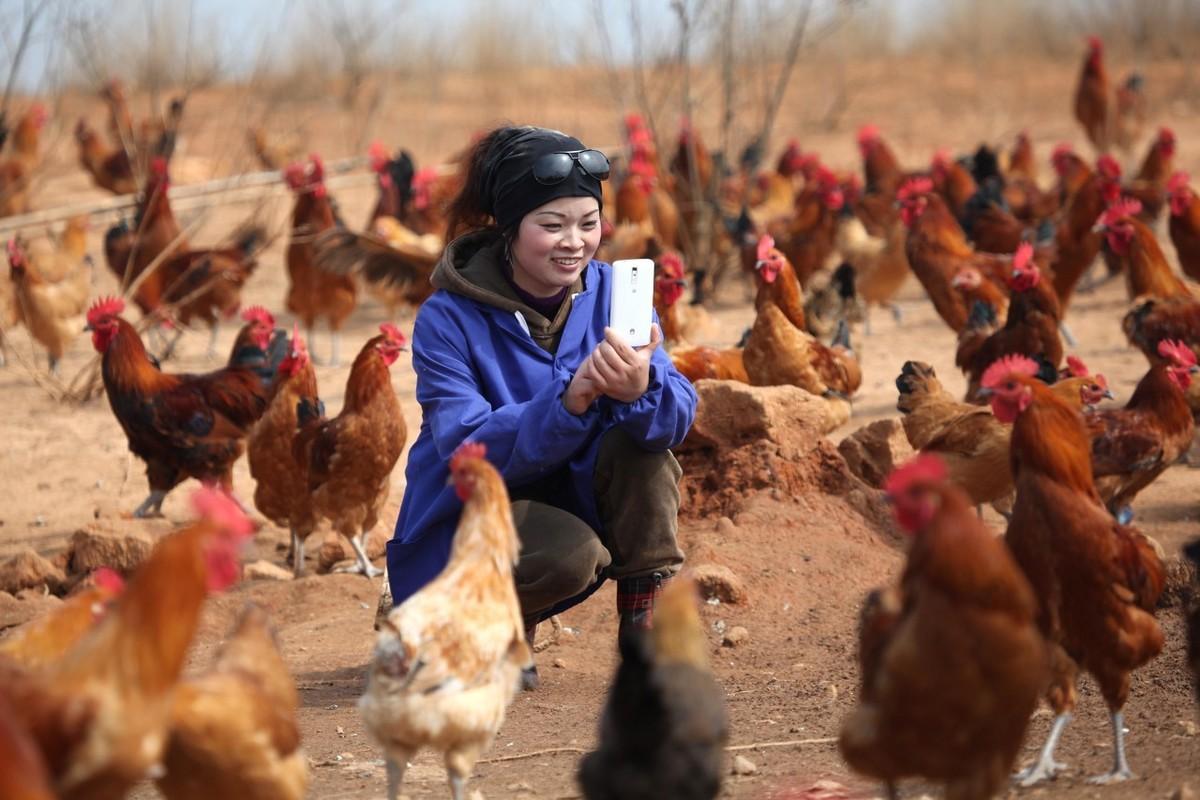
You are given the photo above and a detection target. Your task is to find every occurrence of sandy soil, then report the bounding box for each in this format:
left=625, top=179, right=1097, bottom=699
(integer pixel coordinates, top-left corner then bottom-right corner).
left=1, top=56, right=1198, bottom=799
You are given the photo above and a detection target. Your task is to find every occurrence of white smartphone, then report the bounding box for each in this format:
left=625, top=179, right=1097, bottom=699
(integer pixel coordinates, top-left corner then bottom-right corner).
left=609, top=258, right=655, bottom=347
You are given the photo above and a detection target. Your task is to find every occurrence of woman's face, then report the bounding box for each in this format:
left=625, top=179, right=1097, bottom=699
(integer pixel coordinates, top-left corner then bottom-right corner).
left=509, top=196, right=602, bottom=298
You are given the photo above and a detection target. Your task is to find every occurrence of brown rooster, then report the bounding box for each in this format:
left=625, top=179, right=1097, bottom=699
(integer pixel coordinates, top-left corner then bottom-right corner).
left=1096, top=197, right=1192, bottom=301
left=1085, top=340, right=1197, bottom=522
left=839, top=454, right=1045, bottom=800
left=284, top=154, right=356, bottom=366
left=0, top=487, right=254, bottom=800
left=1168, top=171, right=1200, bottom=282
left=1074, top=36, right=1110, bottom=152
left=982, top=354, right=1164, bottom=786
left=248, top=327, right=320, bottom=577
left=294, top=324, right=408, bottom=577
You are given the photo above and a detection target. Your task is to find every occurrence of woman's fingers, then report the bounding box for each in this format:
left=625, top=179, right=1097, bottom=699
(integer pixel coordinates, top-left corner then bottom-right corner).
left=603, top=326, right=640, bottom=364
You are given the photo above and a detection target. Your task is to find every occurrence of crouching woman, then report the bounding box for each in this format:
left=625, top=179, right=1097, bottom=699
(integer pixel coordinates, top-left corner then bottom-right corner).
left=387, top=126, right=696, bottom=681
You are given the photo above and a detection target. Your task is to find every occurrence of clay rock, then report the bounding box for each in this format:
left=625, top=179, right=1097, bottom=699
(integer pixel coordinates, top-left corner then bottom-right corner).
left=244, top=560, right=293, bottom=581
left=317, top=529, right=388, bottom=574
left=0, top=549, right=66, bottom=594
left=0, top=591, right=62, bottom=633
left=731, top=754, right=757, bottom=775
left=681, top=380, right=844, bottom=455
left=66, top=525, right=154, bottom=576
left=837, top=418, right=914, bottom=489
left=692, top=563, right=748, bottom=605
left=722, top=626, right=750, bottom=647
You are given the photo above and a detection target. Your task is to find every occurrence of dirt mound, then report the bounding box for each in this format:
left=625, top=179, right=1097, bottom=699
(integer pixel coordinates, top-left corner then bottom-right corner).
left=676, top=380, right=891, bottom=529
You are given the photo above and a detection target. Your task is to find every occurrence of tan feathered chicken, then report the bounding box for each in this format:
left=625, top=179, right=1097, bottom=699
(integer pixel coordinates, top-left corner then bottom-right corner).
left=7, top=233, right=93, bottom=372
left=360, top=441, right=531, bottom=800
left=156, top=604, right=308, bottom=800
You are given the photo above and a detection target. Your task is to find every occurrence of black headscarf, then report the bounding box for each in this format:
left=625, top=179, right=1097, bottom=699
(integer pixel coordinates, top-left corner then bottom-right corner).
left=483, top=126, right=605, bottom=230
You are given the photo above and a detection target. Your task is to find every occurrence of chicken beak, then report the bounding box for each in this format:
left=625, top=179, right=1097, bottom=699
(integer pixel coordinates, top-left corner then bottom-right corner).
left=1091, top=221, right=1106, bottom=234
left=754, top=260, right=766, bottom=271
left=1103, top=388, right=1116, bottom=399
left=83, top=322, right=93, bottom=332
left=976, top=387, right=994, bottom=399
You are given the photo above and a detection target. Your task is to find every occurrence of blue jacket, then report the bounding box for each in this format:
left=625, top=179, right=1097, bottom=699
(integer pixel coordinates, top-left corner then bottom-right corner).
left=387, top=248, right=697, bottom=607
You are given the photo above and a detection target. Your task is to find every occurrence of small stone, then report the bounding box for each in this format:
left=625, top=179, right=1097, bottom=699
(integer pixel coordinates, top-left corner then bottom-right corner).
left=692, top=563, right=748, bottom=605
left=336, top=726, right=345, bottom=737
left=468, top=791, right=486, bottom=800
left=837, top=418, right=914, bottom=489
left=1179, top=720, right=1198, bottom=737
left=722, top=626, right=749, bottom=647
left=505, top=783, right=532, bottom=792
left=731, top=754, right=757, bottom=775
left=713, top=619, right=726, bottom=635
left=1171, top=785, right=1196, bottom=800
left=244, top=560, right=293, bottom=581
left=32, top=516, right=46, bottom=527
left=0, top=549, right=65, bottom=594
left=714, top=516, right=737, bottom=536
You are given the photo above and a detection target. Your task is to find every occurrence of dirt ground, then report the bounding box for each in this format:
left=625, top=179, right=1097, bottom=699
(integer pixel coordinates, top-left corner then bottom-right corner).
left=1, top=56, right=1199, bottom=799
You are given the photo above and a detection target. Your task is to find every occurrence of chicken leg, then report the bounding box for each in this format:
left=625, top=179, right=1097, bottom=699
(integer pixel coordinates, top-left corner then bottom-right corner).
left=329, top=329, right=342, bottom=368
left=385, top=753, right=409, bottom=800
left=204, top=320, right=221, bottom=360
left=132, top=489, right=167, bottom=518
left=1088, top=710, right=1135, bottom=784
left=1015, top=711, right=1071, bottom=786
left=334, top=529, right=383, bottom=578
left=291, top=527, right=306, bottom=578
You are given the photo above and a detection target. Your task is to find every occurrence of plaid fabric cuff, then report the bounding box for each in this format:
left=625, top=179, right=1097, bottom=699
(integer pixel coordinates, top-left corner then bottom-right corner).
left=617, top=573, right=665, bottom=630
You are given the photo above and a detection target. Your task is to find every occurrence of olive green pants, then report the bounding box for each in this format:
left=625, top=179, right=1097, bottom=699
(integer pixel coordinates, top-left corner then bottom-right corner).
left=511, top=427, right=684, bottom=621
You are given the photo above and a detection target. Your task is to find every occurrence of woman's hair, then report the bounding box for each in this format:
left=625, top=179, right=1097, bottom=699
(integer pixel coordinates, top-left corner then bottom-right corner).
left=445, top=126, right=521, bottom=241
left=445, top=125, right=602, bottom=241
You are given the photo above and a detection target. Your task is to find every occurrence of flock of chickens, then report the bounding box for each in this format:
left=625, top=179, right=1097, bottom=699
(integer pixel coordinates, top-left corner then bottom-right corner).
left=1, top=35, right=1200, bottom=800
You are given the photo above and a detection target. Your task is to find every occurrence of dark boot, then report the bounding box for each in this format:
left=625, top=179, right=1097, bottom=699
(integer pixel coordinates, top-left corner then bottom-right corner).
left=617, top=571, right=667, bottom=636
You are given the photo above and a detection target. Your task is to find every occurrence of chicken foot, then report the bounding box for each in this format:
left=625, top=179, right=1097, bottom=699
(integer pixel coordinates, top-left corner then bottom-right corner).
left=290, top=527, right=306, bottom=578
left=334, top=529, right=383, bottom=578
left=132, top=489, right=168, bottom=518
left=1059, top=321, right=1078, bottom=348
left=1087, top=710, right=1135, bottom=784
left=204, top=320, right=221, bottom=360
left=1015, top=711, right=1071, bottom=786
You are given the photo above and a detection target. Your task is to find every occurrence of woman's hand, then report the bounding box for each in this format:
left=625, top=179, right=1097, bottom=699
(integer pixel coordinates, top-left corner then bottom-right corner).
left=563, top=357, right=603, bottom=415
left=587, top=324, right=662, bottom=403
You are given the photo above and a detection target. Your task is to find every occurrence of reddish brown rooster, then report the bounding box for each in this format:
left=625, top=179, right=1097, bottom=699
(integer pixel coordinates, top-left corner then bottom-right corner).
left=857, top=124, right=903, bottom=196
left=982, top=354, right=1164, bottom=786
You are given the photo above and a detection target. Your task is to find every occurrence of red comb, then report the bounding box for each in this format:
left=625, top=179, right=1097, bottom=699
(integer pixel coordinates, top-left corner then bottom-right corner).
left=931, top=148, right=950, bottom=169
left=1094, top=374, right=1109, bottom=390
left=282, top=161, right=307, bottom=189
left=308, top=153, right=325, bottom=182
left=92, top=567, right=125, bottom=594
left=857, top=124, right=880, bottom=145
left=756, top=234, right=776, bottom=262
left=1012, top=241, right=1034, bottom=271
left=1159, top=127, right=1176, bottom=146
left=240, top=306, right=274, bottom=327
left=450, top=441, right=487, bottom=473
left=191, top=487, right=253, bottom=538
left=1158, top=339, right=1197, bottom=367
left=659, top=251, right=685, bottom=277
left=981, top=354, right=1039, bottom=390
left=5, top=238, right=19, bottom=261
left=1168, top=171, right=1190, bottom=194
left=86, top=296, right=125, bottom=326
left=623, top=112, right=645, bottom=132
left=379, top=322, right=406, bottom=344
left=412, top=166, right=438, bottom=190
left=1096, top=154, right=1122, bottom=180
left=1066, top=355, right=1089, bottom=377
left=150, top=156, right=169, bottom=177
left=367, top=140, right=390, bottom=172
left=1100, top=197, right=1142, bottom=228
left=897, top=176, right=933, bottom=202
left=883, top=453, right=947, bottom=497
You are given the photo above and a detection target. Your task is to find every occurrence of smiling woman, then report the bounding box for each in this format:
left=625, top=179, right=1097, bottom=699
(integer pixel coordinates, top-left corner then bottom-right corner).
left=387, top=125, right=698, bottom=688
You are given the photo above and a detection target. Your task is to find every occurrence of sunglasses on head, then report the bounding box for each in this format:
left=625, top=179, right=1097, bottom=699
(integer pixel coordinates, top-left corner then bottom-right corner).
left=532, top=149, right=611, bottom=185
